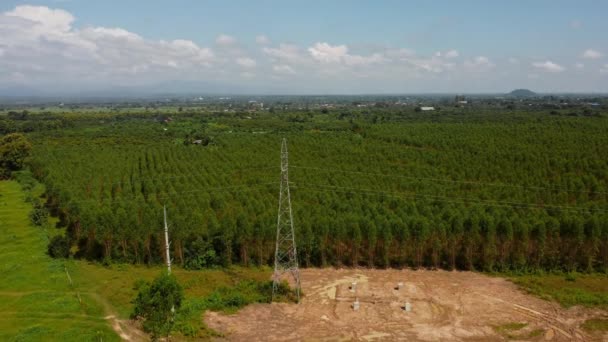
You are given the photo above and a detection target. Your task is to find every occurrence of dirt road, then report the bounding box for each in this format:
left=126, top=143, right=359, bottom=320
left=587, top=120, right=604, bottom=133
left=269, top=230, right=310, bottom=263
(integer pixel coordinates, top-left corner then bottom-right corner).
left=205, top=269, right=605, bottom=341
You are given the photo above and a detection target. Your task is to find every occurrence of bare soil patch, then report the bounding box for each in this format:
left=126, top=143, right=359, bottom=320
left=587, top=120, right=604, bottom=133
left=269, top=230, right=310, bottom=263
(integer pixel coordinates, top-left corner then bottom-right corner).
left=205, top=269, right=605, bottom=341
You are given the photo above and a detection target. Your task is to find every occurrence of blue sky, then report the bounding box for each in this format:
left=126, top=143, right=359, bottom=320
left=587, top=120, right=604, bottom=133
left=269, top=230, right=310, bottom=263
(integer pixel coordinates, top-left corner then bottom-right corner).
left=0, top=1, right=607, bottom=94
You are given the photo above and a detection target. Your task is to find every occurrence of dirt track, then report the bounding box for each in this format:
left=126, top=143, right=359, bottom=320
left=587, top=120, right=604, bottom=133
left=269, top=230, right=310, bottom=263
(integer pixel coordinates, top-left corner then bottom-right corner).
left=205, top=269, right=606, bottom=341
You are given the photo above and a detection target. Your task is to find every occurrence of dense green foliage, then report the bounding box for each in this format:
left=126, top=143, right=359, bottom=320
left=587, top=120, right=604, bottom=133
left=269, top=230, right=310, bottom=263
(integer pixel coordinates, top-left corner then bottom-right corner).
left=9, top=106, right=608, bottom=272
left=47, top=235, right=70, bottom=258
left=131, top=272, right=184, bottom=340
left=0, top=133, right=31, bottom=178
left=175, top=279, right=295, bottom=337
left=29, top=198, right=49, bottom=226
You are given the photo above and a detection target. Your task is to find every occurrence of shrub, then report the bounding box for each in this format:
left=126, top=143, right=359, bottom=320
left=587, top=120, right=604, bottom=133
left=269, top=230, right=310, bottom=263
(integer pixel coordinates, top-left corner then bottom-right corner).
left=29, top=199, right=48, bottom=226
left=131, top=273, right=184, bottom=340
left=184, top=236, right=219, bottom=269
left=47, top=235, right=70, bottom=258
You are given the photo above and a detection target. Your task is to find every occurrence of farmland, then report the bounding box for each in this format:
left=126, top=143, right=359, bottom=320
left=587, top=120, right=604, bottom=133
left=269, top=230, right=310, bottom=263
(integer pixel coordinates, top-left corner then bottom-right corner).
left=10, top=105, right=608, bottom=272
left=1, top=102, right=608, bottom=340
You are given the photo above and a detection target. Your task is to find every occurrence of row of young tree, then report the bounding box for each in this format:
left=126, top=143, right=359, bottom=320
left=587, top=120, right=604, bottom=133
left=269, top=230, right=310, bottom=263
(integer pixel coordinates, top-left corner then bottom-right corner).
left=26, top=110, right=608, bottom=272
left=42, top=190, right=608, bottom=272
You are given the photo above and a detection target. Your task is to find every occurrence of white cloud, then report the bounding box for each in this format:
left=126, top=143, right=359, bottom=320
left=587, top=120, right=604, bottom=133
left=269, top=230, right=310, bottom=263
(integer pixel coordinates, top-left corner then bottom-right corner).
left=532, top=60, right=565, bottom=73
left=308, top=42, right=348, bottom=63
left=82, top=27, right=142, bottom=41
left=408, top=56, right=452, bottom=73
left=307, top=42, right=387, bottom=67
left=385, top=48, right=415, bottom=60
left=464, top=56, right=495, bottom=72
left=263, top=44, right=305, bottom=64
left=273, top=64, right=295, bottom=75
left=0, top=5, right=215, bottom=85
left=582, top=49, right=602, bottom=59
left=2, top=5, right=604, bottom=93
left=6, top=5, right=73, bottom=32
left=255, top=35, right=270, bottom=45
left=343, top=53, right=386, bottom=66
left=215, top=34, right=236, bottom=46
left=236, top=57, right=256, bottom=68
left=445, top=50, right=459, bottom=58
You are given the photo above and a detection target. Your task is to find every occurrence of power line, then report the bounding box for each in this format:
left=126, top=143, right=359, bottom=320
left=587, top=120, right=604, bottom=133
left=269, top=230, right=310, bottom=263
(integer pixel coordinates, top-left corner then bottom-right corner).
left=40, top=182, right=279, bottom=208
left=290, top=165, right=608, bottom=196
left=1, top=167, right=277, bottom=196
left=290, top=182, right=607, bottom=213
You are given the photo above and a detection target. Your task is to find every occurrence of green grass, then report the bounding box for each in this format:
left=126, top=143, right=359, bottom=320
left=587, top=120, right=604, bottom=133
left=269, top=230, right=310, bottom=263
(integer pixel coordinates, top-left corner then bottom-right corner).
left=0, top=179, right=273, bottom=340
left=508, top=273, right=608, bottom=310
left=582, top=318, right=608, bottom=332
left=0, top=180, right=119, bottom=341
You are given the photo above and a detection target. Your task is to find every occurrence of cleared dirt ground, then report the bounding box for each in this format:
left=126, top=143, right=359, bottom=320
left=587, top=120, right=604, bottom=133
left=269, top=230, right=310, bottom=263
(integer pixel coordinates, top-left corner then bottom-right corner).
left=205, top=269, right=606, bottom=341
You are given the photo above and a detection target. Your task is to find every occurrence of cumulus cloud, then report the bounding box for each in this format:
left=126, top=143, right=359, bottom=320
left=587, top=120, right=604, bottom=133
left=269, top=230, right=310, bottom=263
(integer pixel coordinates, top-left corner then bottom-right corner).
left=255, top=35, right=270, bottom=45
left=0, top=5, right=215, bottom=85
left=263, top=44, right=306, bottom=64
left=6, top=5, right=74, bottom=32
left=463, top=56, right=495, bottom=72
left=236, top=57, right=256, bottom=68
left=2, top=4, right=598, bottom=93
left=582, top=49, right=602, bottom=59
left=308, top=42, right=348, bottom=63
left=445, top=50, right=459, bottom=58
left=307, top=42, right=387, bottom=67
left=532, top=60, right=565, bottom=73
left=215, top=34, right=236, bottom=46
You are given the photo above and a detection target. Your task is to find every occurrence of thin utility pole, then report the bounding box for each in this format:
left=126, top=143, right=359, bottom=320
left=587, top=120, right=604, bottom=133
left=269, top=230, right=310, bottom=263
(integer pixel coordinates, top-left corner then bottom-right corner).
left=163, top=205, right=175, bottom=314
left=163, top=205, right=172, bottom=274
left=272, top=138, right=301, bottom=303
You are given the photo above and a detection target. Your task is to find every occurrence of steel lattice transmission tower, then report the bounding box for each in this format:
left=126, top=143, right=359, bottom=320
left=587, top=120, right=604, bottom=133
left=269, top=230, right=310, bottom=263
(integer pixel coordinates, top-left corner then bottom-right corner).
left=272, top=138, right=301, bottom=303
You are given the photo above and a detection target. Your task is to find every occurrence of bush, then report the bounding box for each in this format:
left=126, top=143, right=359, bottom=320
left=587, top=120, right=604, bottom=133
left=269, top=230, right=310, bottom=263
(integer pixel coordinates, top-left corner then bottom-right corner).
left=29, top=199, right=48, bottom=226
left=174, top=280, right=299, bottom=337
left=184, top=236, right=219, bottom=269
left=0, top=133, right=32, bottom=179
left=47, top=235, right=70, bottom=258
left=131, top=272, right=184, bottom=340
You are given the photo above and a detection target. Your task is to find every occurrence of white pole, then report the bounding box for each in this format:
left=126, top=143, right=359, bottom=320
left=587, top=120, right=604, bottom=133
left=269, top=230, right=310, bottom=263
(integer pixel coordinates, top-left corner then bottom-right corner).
left=164, top=205, right=175, bottom=314
left=163, top=205, right=171, bottom=275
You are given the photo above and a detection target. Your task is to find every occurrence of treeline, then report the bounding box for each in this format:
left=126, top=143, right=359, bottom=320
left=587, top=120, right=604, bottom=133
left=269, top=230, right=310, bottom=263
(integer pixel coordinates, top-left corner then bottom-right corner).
left=25, top=109, right=608, bottom=272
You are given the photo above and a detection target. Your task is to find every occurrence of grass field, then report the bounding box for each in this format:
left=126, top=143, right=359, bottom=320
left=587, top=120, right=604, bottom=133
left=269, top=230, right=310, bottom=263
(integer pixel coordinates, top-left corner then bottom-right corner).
left=508, top=273, right=608, bottom=310
left=0, top=180, right=272, bottom=340
left=0, top=180, right=119, bottom=341
left=2, top=178, right=607, bottom=340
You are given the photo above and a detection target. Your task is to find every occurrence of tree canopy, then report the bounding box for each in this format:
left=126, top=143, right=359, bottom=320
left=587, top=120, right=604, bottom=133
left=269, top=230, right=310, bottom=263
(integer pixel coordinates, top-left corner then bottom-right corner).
left=0, top=133, right=31, bottom=178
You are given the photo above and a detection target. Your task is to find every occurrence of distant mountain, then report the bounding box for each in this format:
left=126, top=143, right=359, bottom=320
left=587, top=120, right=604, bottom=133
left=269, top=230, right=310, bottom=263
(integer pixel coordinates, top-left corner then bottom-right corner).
left=508, top=89, right=537, bottom=97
